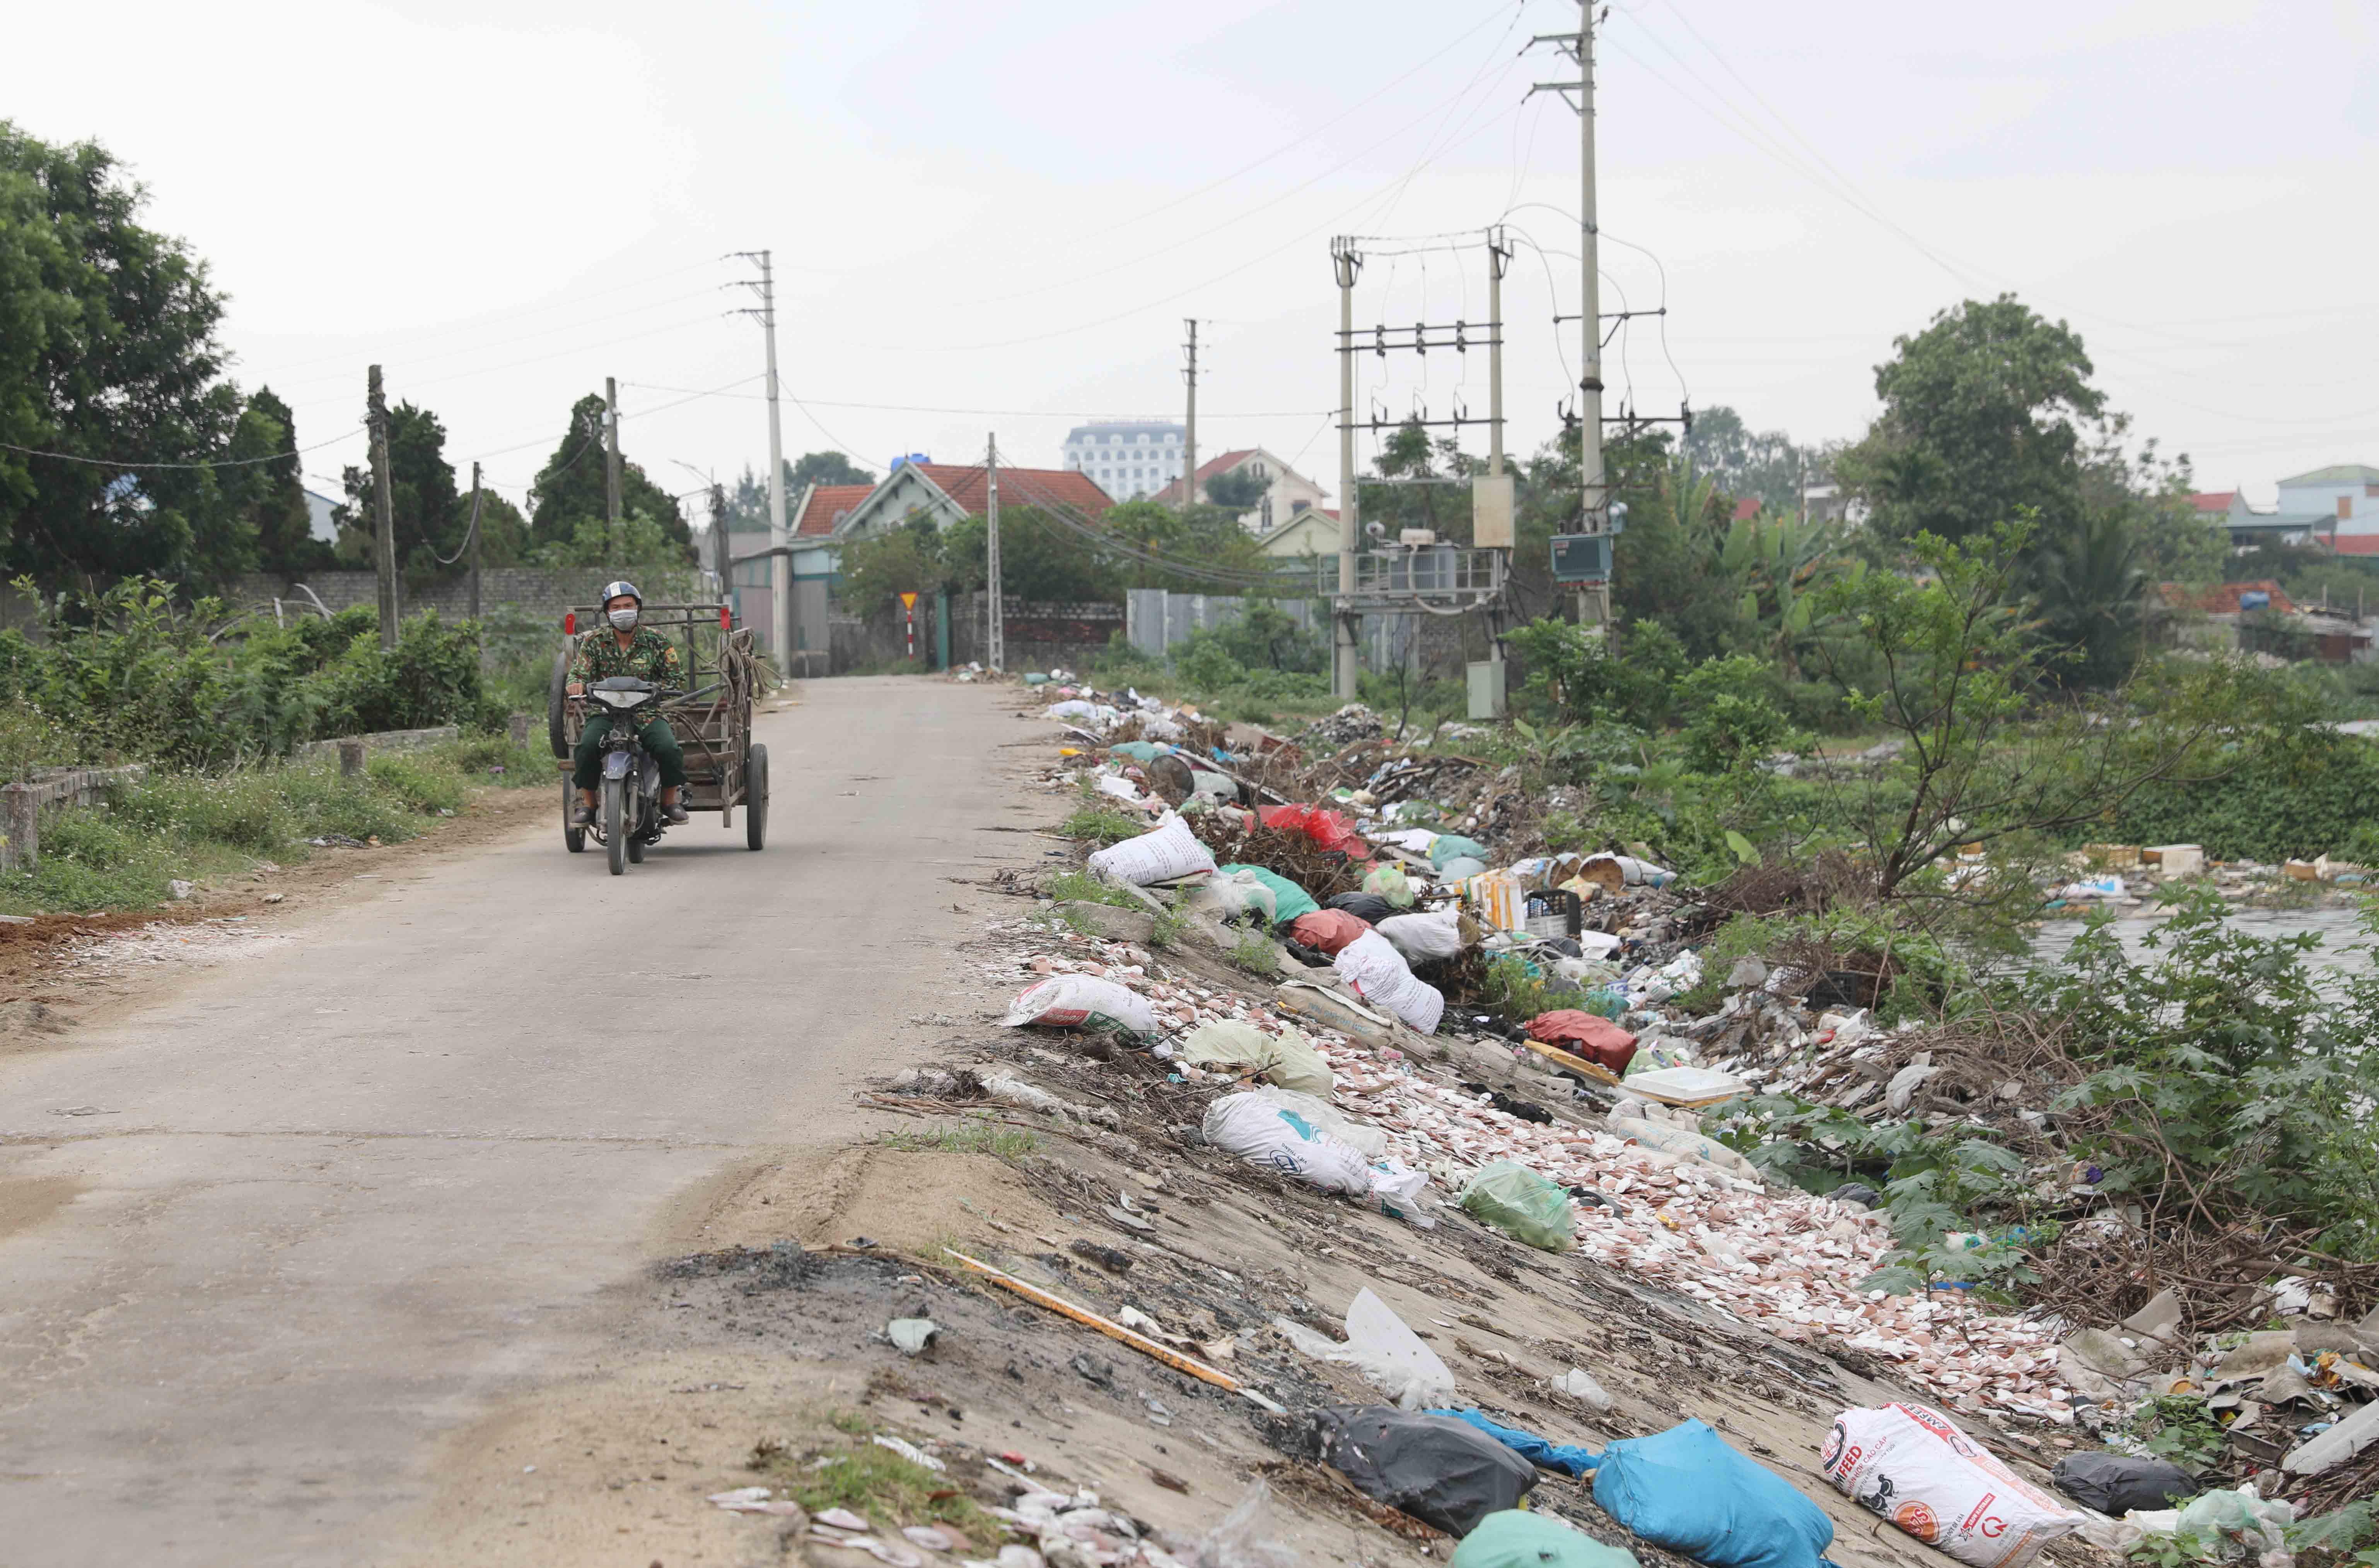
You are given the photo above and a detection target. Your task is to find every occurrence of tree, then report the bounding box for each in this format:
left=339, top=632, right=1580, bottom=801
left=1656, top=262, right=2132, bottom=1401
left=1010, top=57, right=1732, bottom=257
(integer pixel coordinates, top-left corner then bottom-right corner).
left=0, top=123, right=254, bottom=590
left=1684, top=405, right=1827, bottom=516
left=239, top=387, right=329, bottom=574
left=1839, top=295, right=2104, bottom=551
left=333, top=401, right=461, bottom=573
left=789, top=450, right=874, bottom=491
left=1808, top=523, right=2278, bottom=905
left=526, top=393, right=690, bottom=560
left=1204, top=466, right=1268, bottom=512
left=836, top=516, right=945, bottom=617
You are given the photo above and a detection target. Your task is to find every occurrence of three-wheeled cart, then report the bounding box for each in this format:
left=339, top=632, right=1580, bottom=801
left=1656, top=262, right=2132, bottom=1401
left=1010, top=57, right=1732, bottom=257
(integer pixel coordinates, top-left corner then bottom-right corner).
left=548, top=602, right=768, bottom=854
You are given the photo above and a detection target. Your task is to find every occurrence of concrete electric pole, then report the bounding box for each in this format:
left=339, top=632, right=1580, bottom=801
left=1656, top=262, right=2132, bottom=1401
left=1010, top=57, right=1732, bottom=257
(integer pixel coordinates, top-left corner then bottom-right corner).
left=985, top=435, right=1004, bottom=673
left=367, top=364, right=398, bottom=649
left=733, top=249, right=794, bottom=667
left=603, top=376, right=623, bottom=555
left=1577, top=2, right=1609, bottom=630
left=466, top=461, right=483, bottom=622
left=1181, top=319, right=1198, bottom=509
left=1331, top=238, right=1363, bottom=700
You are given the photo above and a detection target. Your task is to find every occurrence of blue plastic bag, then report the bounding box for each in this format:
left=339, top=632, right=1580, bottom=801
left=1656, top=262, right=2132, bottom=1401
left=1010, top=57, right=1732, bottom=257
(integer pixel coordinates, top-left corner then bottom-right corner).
left=1429, top=1409, right=1599, bottom=1478
left=1591, top=1421, right=1836, bottom=1568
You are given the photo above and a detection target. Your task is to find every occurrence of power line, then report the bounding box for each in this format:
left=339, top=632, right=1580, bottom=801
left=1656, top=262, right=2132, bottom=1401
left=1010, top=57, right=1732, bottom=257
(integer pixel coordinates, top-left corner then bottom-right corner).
left=0, top=425, right=365, bottom=471
left=618, top=381, right=1331, bottom=421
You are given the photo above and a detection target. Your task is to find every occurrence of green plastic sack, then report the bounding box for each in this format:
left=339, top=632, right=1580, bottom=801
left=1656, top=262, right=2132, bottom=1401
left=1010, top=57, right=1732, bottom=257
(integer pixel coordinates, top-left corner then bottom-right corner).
left=1109, top=740, right=1171, bottom=763
left=1455, top=1512, right=1640, bottom=1568
left=1430, top=834, right=1491, bottom=869
left=1459, top=1160, right=1575, bottom=1251
left=1178, top=1020, right=1333, bottom=1096
left=1363, top=864, right=1416, bottom=909
left=1218, top=864, right=1319, bottom=924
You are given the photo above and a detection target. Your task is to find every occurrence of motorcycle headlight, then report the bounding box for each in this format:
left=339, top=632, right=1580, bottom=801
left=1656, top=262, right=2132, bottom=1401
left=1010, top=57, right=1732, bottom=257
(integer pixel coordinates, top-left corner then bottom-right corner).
left=596, top=690, right=646, bottom=708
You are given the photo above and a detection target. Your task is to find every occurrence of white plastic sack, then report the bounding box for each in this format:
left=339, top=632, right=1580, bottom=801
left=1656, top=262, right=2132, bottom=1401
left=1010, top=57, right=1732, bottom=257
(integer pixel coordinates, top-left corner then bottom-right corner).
left=1333, top=931, right=1446, bottom=1034
left=1177, top=1021, right=1334, bottom=1098
left=1821, top=1403, right=2084, bottom=1568
left=1201, top=1091, right=1374, bottom=1195
left=1374, top=908, right=1464, bottom=964
left=1043, top=699, right=1120, bottom=726
left=1187, top=868, right=1278, bottom=924
left=1245, top=1084, right=1379, bottom=1155
left=1272, top=1287, right=1456, bottom=1409
left=1087, top=810, right=1218, bottom=886
left=1000, top=975, right=1158, bottom=1035
left=1605, top=1110, right=1762, bottom=1179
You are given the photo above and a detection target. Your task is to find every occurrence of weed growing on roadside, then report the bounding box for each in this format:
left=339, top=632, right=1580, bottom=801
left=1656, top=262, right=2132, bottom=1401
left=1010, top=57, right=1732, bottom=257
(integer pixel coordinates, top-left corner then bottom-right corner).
left=1043, top=870, right=1137, bottom=908
left=880, top=1121, right=1039, bottom=1161
left=1480, top=952, right=1556, bottom=1022
left=1149, top=905, right=1189, bottom=949
left=1227, top=931, right=1279, bottom=977
left=749, top=1426, right=994, bottom=1537
left=1061, top=803, right=1143, bottom=846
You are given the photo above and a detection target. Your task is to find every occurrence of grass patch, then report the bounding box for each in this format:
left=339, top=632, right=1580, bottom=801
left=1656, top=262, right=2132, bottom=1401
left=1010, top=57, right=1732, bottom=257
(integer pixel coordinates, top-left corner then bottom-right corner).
left=1043, top=869, right=1137, bottom=907
left=0, top=737, right=534, bottom=915
left=1061, top=803, right=1144, bottom=846
left=1227, top=930, right=1280, bottom=977
left=880, top=1120, right=1040, bottom=1161
left=1149, top=905, right=1189, bottom=949
left=751, top=1427, right=995, bottom=1537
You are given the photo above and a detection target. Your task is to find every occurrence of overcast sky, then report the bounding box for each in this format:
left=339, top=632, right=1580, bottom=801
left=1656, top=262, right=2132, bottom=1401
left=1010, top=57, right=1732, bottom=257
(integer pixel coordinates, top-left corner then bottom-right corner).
left=6, top=0, right=2374, bottom=515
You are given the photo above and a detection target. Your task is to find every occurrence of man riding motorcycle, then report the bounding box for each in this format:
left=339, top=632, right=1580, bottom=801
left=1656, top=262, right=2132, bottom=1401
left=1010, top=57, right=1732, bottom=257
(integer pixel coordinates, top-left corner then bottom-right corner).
left=567, top=581, right=690, bottom=825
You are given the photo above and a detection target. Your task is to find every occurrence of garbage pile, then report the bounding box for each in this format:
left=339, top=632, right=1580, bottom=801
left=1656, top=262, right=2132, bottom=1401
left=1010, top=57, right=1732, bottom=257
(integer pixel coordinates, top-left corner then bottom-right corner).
left=999, top=684, right=2379, bottom=1551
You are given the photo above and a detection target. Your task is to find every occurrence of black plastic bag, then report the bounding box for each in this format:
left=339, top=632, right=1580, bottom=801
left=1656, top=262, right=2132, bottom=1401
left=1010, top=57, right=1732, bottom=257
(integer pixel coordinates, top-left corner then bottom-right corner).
left=2051, top=1452, right=2200, bottom=1514
left=1291, top=1405, right=1536, bottom=1536
left=1326, top=891, right=1396, bottom=924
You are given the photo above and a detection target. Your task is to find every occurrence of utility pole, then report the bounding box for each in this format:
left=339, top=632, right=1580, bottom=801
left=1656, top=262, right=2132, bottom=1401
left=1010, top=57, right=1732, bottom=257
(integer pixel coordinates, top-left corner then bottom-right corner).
left=732, top=250, right=793, bottom=666
left=603, top=376, right=623, bottom=554
left=1181, top=319, right=1198, bottom=509
left=367, top=365, right=398, bottom=649
left=1577, top=3, right=1609, bottom=630
left=986, top=434, right=1005, bottom=673
left=1530, top=5, right=1608, bottom=627
left=1487, top=227, right=1510, bottom=480
left=1331, top=238, right=1363, bottom=699
left=466, top=461, right=483, bottom=622
left=710, top=482, right=730, bottom=591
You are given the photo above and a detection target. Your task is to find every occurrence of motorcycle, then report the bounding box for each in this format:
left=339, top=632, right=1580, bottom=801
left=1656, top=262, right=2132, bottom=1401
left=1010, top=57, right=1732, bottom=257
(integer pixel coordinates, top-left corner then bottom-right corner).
left=573, top=676, right=681, bottom=876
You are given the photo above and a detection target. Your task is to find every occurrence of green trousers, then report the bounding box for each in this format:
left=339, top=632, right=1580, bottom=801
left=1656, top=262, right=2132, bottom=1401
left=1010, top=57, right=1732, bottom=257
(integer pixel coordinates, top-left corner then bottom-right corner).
left=573, top=711, right=687, bottom=790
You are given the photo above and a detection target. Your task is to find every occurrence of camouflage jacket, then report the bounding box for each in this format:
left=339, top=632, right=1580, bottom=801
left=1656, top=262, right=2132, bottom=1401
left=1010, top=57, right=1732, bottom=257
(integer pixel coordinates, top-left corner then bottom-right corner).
left=568, top=626, right=683, bottom=687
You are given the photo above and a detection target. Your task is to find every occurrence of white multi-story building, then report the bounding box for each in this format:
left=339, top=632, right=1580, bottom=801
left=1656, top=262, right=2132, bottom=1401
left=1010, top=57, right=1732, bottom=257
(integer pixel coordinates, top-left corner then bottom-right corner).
left=1062, top=420, right=1185, bottom=500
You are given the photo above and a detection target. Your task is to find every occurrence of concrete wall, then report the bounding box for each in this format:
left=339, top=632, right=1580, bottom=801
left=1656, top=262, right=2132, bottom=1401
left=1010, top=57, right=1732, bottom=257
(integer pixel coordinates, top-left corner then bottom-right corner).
left=1124, top=589, right=1320, bottom=659
left=823, top=593, right=1125, bottom=675
left=230, top=568, right=709, bottom=629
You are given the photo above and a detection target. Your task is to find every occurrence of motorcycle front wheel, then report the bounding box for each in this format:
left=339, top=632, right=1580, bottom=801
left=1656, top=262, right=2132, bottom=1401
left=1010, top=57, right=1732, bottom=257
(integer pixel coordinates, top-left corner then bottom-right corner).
left=604, top=776, right=627, bottom=876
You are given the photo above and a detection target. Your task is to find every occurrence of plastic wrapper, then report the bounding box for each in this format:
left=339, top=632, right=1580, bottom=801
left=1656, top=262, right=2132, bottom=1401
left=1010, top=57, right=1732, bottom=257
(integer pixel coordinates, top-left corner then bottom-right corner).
left=1458, top=1160, right=1575, bottom=1251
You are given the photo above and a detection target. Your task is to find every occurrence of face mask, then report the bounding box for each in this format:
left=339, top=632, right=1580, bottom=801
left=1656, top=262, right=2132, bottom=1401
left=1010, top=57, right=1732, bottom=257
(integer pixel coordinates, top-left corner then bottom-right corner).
left=608, top=607, right=638, bottom=631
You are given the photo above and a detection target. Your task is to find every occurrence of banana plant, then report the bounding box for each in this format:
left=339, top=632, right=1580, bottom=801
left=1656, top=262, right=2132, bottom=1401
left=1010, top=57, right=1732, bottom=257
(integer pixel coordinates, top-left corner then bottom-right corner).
left=1722, top=507, right=1862, bottom=677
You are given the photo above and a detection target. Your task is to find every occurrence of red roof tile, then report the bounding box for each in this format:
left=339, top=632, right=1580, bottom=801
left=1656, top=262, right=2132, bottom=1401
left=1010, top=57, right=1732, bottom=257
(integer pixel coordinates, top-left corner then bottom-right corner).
left=793, top=483, right=875, bottom=538
left=2189, top=490, right=2238, bottom=514
left=916, top=463, right=1114, bottom=518
left=1151, top=449, right=1256, bottom=506
left=1731, top=496, right=1762, bottom=522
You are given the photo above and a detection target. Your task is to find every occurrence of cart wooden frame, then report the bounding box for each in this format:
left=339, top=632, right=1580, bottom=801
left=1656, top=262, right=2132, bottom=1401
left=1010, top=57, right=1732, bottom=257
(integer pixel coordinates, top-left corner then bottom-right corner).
left=547, top=603, right=769, bottom=852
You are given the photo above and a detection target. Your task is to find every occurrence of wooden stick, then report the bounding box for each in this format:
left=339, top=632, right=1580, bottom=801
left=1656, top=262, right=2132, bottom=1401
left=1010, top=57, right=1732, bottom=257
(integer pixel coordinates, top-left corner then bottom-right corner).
left=942, top=1249, right=1283, bottom=1412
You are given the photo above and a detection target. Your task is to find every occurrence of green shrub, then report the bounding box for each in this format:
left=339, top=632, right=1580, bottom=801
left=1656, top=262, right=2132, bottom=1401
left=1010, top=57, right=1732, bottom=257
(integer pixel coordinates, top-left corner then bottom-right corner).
left=1172, top=631, right=1246, bottom=692
left=366, top=752, right=468, bottom=814
left=110, top=770, right=290, bottom=852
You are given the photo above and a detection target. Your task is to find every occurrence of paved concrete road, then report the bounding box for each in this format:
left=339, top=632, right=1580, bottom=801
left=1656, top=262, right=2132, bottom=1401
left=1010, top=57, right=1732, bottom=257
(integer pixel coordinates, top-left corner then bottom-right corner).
left=0, top=678, right=1032, bottom=1565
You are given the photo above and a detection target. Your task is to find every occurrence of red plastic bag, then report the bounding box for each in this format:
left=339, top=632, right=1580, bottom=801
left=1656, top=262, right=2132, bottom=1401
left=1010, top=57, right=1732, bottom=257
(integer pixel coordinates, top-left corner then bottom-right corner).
left=1287, top=907, right=1374, bottom=956
left=1528, top=1010, right=1638, bottom=1074
left=1259, top=803, right=1371, bottom=859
